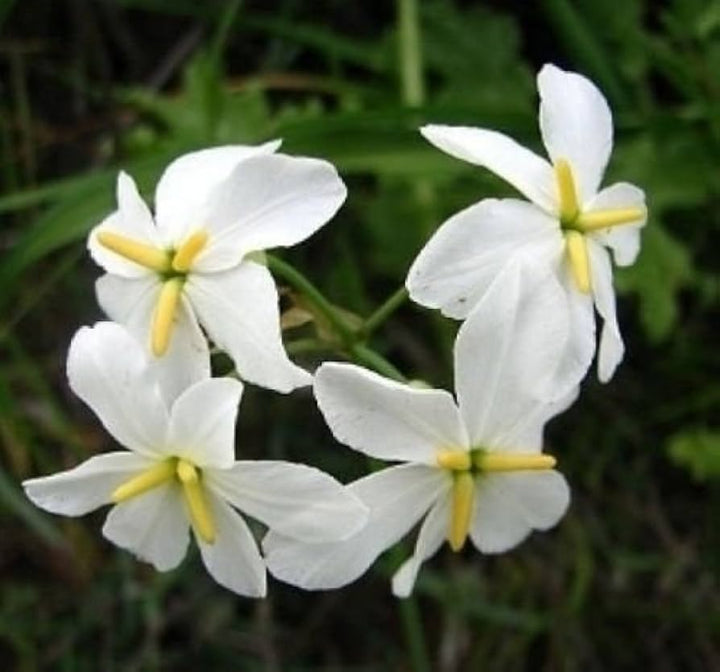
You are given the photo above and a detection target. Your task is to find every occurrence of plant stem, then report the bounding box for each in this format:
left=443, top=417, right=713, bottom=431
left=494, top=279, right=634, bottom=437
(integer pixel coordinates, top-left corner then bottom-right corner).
left=359, top=286, right=408, bottom=338
left=266, top=254, right=354, bottom=345
left=350, top=344, right=406, bottom=383
left=395, top=6, right=432, bottom=670
left=397, top=0, right=425, bottom=108
left=398, top=582, right=432, bottom=672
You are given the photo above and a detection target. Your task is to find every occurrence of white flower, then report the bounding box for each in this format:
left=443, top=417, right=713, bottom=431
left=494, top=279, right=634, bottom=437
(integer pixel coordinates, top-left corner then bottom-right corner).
left=23, top=322, right=367, bottom=598
left=407, top=63, right=647, bottom=384
left=263, top=262, right=575, bottom=597
left=88, top=142, right=347, bottom=398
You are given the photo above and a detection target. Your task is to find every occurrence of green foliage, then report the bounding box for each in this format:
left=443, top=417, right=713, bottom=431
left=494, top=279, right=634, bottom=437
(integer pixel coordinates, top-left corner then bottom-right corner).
left=668, top=429, right=720, bottom=481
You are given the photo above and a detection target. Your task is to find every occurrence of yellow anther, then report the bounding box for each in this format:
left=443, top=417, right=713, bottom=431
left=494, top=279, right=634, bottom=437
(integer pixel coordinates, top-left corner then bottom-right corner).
left=565, top=230, right=591, bottom=294
left=474, top=452, right=557, bottom=472
left=176, top=460, right=215, bottom=544
left=448, top=472, right=475, bottom=552
left=111, top=460, right=176, bottom=503
left=97, top=230, right=171, bottom=272
left=171, top=230, right=209, bottom=273
left=577, top=207, right=646, bottom=232
left=436, top=449, right=472, bottom=471
left=554, top=159, right=580, bottom=225
left=151, top=278, right=184, bottom=357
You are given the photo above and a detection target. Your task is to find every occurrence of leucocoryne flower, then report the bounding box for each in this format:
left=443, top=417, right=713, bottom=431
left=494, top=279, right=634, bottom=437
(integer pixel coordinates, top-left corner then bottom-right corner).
left=407, top=63, right=647, bottom=385
left=263, top=261, right=577, bottom=597
left=89, top=142, right=346, bottom=399
left=23, top=322, right=367, bottom=597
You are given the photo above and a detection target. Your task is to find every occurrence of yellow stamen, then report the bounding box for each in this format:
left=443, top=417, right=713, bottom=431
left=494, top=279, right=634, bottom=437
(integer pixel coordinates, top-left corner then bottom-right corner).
left=171, top=230, right=209, bottom=273
left=554, top=159, right=580, bottom=225
left=448, top=472, right=475, bottom=552
left=111, top=460, right=176, bottom=503
left=577, top=207, right=645, bottom=231
left=474, top=452, right=556, bottom=472
left=176, top=460, right=215, bottom=544
left=97, top=230, right=171, bottom=272
left=151, top=278, right=184, bottom=356
left=436, top=449, right=472, bottom=471
left=565, top=230, right=591, bottom=294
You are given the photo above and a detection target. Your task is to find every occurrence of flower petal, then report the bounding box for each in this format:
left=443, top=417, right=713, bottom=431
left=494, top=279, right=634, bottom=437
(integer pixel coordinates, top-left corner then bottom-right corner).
left=587, top=239, right=624, bottom=382
left=154, top=141, right=281, bottom=244
left=497, top=386, right=579, bottom=453
left=102, top=482, right=190, bottom=571
left=470, top=470, right=569, bottom=554
left=455, top=260, right=573, bottom=448
left=197, top=491, right=266, bottom=598
left=556, top=270, right=597, bottom=391
left=96, top=275, right=211, bottom=405
left=87, top=172, right=161, bottom=278
left=586, top=182, right=647, bottom=266
left=406, top=198, right=562, bottom=319
left=207, top=461, right=367, bottom=543
left=196, top=154, right=347, bottom=273
left=314, top=362, right=468, bottom=464
left=67, top=322, right=169, bottom=459
left=186, top=260, right=310, bottom=393
left=538, top=64, right=613, bottom=204
left=23, top=452, right=151, bottom=516
left=166, top=378, right=243, bottom=470
left=263, top=464, right=448, bottom=591
left=420, top=125, right=556, bottom=212
left=391, top=493, right=450, bottom=598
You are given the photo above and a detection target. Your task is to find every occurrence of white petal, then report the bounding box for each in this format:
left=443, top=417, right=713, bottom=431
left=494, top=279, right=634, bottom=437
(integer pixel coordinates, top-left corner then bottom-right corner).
left=154, top=141, right=281, bottom=244
left=87, top=172, right=162, bottom=278
left=263, top=464, right=448, bottom=591
left=23, top=452, right=151, bottom=516
left=406, top=198, right=562, bottom=319
left=538, top=64, right=613, bottom=204
left=166, top=378, right=243, bottom=469
left=196, top=154, right=347, bottom=273
left=587, top=240, right=624, bottom=382
left=556, top=271, right=597, bottom=391
left=96, top=275, right=211, bottom=405
left=314, top=362, right=468, bottom=464
left=455, top=260, right=573, bottom=448
left=67, top=322, right=169, bottom=459
left=207, top=461, right=367, bottom=543
left=420, top=125, right=556, bottom=212
left=186, top=261, right=310, bottom=393
left=102, top=483, right=190, bottom=571
left=197, top=491, right=266, bottom=598
left=586, top=182, right=647, bottom=266
left=391, top=493, right=450, bottom=598
left=470, top=471, right=569, bottom=554
left=497, top=385, right=579, bottom=453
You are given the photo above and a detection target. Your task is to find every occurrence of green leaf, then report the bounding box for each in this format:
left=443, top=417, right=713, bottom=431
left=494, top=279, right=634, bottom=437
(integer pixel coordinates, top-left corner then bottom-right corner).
left=616, top=222, right=693, bottom=341
left=667, top=429, right=720, bottom=481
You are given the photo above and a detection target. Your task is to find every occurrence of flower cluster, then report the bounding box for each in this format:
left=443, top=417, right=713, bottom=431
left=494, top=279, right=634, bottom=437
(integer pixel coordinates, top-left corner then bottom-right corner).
left=23, top=64, right=645, bottom=598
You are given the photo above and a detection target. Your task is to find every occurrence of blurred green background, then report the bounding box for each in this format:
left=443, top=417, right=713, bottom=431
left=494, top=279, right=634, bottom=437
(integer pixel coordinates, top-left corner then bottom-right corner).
left=1, top=0, right=719, bottom=670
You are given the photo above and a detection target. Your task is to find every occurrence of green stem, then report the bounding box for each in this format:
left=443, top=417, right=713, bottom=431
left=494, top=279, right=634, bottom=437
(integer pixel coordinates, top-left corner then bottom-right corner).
left=359, top=286, right=408, bottom=338
left=268, top=256, right=408, bottom=383
left=350, top=344, right=406, bottom=383
left=398, top=595, right=431, bottom=672
left=285, top=338, right=333, bottom=356
left=397, top=0, right=425, bottom=107
left=266, top=254, right=354, bottom=345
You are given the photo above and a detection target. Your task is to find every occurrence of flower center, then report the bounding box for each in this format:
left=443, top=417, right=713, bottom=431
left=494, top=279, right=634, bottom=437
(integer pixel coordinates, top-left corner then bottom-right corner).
left=435, top=448, right=557, bottom=552
left=97, top=229, right=209, bottom=356
left=110, top=457, right=216, bottom=544
left=553, top=159, right=644, bottom=295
